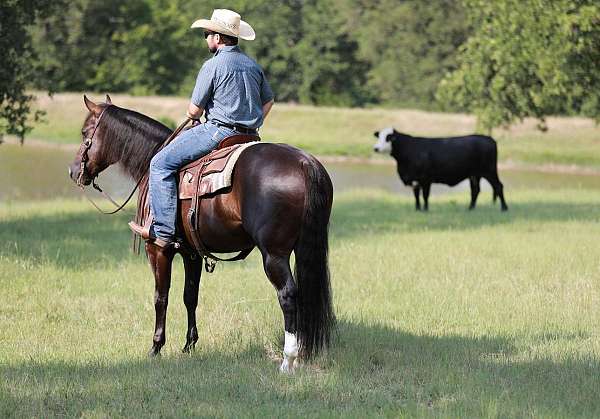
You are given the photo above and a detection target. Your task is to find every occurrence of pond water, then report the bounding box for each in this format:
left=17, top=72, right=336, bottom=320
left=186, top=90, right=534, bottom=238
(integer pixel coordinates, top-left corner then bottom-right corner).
left=2, top=143, right=600, bottom=202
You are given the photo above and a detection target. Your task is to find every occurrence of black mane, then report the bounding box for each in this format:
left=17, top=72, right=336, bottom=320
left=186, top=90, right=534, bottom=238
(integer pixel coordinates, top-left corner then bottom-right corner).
left=100, top=106, right=173, bottom=180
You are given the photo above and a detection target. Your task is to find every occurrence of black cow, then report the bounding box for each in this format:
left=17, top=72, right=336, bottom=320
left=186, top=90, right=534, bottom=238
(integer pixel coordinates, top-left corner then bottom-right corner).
left=373, top=128, right=508, bottom=211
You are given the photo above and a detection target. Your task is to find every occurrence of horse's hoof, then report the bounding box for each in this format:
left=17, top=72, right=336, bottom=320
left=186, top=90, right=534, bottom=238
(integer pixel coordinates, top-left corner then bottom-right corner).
left=182, top=343, right=196, bottom=354
left=279, top=358, right=296, bottom=374
left=148, top=347, right=162, bottom=358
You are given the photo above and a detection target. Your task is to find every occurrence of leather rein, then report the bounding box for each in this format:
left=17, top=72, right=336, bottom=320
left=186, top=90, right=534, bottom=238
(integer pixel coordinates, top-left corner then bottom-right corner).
left=77, top=106, right=190, bottom=215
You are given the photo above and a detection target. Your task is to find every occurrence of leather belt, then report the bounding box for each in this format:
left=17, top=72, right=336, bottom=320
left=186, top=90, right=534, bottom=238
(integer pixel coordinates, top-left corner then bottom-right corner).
left=214, top=121, right=257, bottom=135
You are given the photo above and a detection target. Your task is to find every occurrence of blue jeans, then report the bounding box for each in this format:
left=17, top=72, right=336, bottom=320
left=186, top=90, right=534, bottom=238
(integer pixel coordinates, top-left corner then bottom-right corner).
left=148, top=122, right=236, bottom=240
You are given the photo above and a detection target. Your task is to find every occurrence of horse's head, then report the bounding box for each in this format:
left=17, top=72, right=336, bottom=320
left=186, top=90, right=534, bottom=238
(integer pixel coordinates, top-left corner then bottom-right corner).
left=69, top=95, right=116, bottom=186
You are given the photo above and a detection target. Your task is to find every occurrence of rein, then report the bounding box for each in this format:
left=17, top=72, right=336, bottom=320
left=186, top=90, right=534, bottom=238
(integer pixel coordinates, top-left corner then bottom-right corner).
left=78, top=110, right=191, bottom=215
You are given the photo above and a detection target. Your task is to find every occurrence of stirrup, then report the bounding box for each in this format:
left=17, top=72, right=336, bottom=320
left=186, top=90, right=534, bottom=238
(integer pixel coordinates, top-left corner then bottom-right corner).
left=128, top=221, right=179, bottom=249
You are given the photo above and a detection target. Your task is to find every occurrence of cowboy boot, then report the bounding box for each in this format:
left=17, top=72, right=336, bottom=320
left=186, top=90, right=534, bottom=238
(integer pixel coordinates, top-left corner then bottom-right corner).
left=128, top=219, right=173, bottom=249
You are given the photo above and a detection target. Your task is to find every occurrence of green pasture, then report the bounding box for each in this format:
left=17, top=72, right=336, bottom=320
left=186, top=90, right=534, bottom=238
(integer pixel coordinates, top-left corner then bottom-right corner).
left=18, top=92, right=600, bottom=168
left=1, top=187, right=599, bottom=417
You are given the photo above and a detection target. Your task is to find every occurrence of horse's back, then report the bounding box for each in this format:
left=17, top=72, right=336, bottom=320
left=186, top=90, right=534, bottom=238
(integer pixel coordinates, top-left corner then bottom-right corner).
left=190, top=143, right=331, bottom=252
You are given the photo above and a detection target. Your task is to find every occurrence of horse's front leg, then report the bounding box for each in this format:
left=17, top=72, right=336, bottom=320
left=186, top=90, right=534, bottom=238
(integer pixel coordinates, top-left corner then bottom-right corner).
left=145, top=243, right=175, bottom=357
left=182, top=254, right=202, bottom=353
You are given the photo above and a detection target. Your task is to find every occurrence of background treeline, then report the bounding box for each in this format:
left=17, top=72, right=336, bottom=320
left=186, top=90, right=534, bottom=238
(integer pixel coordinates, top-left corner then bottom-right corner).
left=2, top=0, right=599, bottom=140
left=30, top=0, right=470, bottom=109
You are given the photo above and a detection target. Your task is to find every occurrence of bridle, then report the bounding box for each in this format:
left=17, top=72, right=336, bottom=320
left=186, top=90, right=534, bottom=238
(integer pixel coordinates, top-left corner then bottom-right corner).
left=76, top=105, right=140, bottom=214
left=76, top=106, right=109, bottom=189
left=77, top=107, right=191, bottom=215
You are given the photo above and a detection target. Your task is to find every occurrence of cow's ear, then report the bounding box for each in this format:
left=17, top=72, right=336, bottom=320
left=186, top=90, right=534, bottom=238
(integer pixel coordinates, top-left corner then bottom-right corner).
left=374, top=131, right=379, bottom=138
left=393, top=128, right=399, bottom=134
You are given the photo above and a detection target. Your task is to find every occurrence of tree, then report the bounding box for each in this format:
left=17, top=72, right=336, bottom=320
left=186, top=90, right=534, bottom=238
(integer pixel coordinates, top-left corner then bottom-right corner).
left=437, top=0, right=600, bottom=130
left=31, top=0, right=156, bottom=93
left=0, top=0, right=67, bottom=143
left=294, top=0, right=371, bottom=106
left=345, top=0, right=469, bottom=109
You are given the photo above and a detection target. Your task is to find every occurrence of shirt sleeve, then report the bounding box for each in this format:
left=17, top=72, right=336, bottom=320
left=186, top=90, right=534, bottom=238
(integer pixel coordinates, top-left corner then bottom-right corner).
left=190, top=62, right=215, bottom=108
left=259, top=71, right=274, bottom=104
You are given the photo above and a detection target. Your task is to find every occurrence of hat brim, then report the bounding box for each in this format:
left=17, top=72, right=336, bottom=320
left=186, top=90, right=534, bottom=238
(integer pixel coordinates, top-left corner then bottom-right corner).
left=190, top=18, right=255, bottom=41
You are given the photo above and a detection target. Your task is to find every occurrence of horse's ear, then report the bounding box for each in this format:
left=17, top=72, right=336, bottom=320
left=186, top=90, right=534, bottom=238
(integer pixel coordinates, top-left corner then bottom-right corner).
left=84, top=95, right=102, bottom=116
left=105, top=94, right=112, bottom=105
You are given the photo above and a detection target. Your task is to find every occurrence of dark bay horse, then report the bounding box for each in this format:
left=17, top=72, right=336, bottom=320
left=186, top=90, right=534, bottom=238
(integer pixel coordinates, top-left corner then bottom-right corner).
left=69, top=96, right=334, bottom=372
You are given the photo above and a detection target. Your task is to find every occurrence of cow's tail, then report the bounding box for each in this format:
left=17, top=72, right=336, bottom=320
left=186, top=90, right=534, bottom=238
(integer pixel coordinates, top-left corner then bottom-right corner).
left=294, top=157, right=335, bottom=360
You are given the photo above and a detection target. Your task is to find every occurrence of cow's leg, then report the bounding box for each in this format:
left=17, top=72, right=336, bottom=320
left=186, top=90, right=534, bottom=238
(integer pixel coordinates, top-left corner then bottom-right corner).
left=468, top=176, right=481, bottom=210
left=483, top=172, right=508, bottom=211
left=182, top=254, right=202, bottom=353
left=413, top=184, right=421, bottom=211
left=146, top=243, right=175, bottom=357
left=421, top=182, right=431, bottom=211
left=261, top=250, right=298, bottom=373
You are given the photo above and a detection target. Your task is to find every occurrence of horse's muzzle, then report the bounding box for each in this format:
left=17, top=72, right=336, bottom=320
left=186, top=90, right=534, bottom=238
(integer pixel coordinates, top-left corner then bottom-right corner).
left=68, top=163, right=91, bottom=185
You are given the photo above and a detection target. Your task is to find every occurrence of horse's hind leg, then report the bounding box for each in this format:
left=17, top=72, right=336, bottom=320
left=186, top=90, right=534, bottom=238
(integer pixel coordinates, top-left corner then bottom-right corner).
left=261, top=251, right=298, bottom=373
left=146, top=244, right=175, bottom=357
left=182, top=254, right=202, bottom=353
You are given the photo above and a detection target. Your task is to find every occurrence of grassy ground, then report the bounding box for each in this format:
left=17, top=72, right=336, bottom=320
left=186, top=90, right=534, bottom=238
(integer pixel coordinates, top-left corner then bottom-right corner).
left=15, top=92, right=600, bottom=167
left=1, top=187, right=599, bottom=417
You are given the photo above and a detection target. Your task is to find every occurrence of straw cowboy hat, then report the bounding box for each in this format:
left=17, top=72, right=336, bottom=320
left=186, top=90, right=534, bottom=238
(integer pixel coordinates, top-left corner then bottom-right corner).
left=191, top=9, right=256, bottom=41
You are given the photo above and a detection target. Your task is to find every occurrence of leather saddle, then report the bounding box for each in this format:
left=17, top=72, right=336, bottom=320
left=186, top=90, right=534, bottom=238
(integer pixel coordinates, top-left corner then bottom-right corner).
left=177, top=133, right=259, bottom=264
left=178, top=134, right=259, bottom=199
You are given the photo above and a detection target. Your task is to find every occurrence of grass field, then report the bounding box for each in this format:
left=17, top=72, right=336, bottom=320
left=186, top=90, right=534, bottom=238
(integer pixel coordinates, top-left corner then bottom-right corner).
left=1, top=186, right=599, bottom=417
left=16, top=92, right=600, bottom=168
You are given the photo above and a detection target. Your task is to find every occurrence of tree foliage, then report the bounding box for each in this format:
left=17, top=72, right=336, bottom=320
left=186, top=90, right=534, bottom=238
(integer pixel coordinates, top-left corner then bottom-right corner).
left=27, top=0, right=467, bottom=109
left=0, top=0, right=67, bottom=142
left=347, top=0, right=469, bottom=109
left=438, top=0, right=600, bottom=130
left=4, top=0, right=598, bottom=141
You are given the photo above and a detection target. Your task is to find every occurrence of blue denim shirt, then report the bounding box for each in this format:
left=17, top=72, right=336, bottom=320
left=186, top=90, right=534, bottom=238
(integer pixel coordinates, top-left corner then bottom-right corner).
left=191, top=45, right=274, bottom=129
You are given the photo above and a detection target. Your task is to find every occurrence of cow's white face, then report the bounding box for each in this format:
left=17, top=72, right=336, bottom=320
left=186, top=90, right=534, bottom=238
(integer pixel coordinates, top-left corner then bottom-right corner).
left=373, top=127, right=394, bottom=154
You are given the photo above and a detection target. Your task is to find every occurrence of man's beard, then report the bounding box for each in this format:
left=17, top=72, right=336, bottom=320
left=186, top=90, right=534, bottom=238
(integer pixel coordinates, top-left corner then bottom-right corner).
left=208, top=45, right=217, bottom=53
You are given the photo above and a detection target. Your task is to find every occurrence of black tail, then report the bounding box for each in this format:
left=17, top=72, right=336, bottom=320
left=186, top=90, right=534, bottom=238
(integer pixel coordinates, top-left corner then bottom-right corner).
left=294, top=157, right=335, bottom=359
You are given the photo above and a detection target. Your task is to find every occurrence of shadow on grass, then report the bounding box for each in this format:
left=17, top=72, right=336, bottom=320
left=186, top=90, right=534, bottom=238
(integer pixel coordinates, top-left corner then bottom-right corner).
left=331, top=197, right=600, bottom=239
left=2, top=319, right=598, bottom=417
left=0, top=209, right=135, bottom=269
left=1, top=196, right=598, bottom=269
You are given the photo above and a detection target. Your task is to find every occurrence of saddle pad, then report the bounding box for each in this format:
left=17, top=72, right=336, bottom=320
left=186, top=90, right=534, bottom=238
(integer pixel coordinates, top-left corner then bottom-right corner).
left=178, top=141, right=260, bottom=199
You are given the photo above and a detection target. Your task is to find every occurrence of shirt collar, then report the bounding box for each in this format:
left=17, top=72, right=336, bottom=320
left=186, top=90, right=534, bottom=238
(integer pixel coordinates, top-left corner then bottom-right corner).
left=214, top=45, right=241, bottom=56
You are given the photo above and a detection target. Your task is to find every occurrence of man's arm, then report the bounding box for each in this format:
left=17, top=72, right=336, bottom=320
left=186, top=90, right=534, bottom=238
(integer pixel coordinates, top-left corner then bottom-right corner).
left=262, top=99, right=274, bottom=122
left=186, top=102, right=204, bottom=120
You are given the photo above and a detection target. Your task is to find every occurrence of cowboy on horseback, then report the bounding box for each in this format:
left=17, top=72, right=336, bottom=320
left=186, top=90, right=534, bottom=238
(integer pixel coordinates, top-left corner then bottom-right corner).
left=129, top=9, right=275, bottom=247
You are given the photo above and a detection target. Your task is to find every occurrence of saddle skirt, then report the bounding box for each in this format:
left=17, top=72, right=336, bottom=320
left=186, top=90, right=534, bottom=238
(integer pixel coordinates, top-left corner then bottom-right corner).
left=178, top=141, right=260, bottom=199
